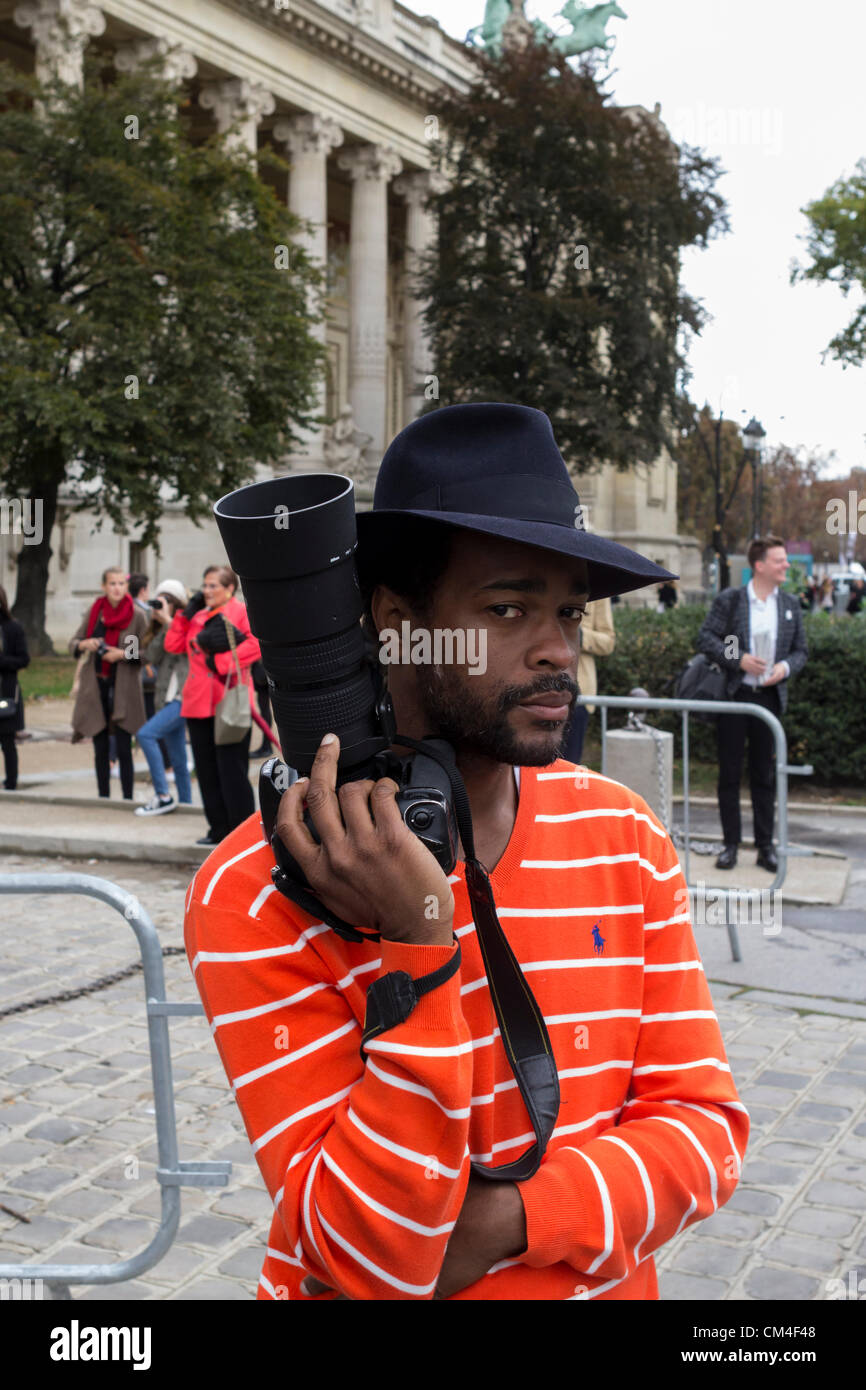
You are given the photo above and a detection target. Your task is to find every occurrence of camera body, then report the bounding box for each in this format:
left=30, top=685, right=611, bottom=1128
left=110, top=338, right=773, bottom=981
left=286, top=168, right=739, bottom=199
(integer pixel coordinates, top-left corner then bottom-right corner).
left=260, top=737, right=459, bottom=915
left=95, top=639, right=109, bottom=659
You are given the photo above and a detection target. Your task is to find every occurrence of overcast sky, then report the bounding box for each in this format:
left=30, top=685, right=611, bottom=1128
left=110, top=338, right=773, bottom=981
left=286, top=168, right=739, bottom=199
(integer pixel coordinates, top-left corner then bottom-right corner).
left=418, top=0, right=866, bottom=476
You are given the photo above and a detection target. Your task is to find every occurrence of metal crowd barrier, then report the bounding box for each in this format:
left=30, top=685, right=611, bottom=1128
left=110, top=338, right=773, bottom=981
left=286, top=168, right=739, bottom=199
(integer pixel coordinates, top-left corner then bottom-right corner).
left=0, top=873, right=230, bottom=1299
left=582, top=694, right=812, bottom=962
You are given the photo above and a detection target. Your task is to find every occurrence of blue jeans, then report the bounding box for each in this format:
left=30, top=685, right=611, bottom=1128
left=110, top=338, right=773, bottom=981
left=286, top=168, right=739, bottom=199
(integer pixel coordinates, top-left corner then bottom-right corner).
left=136, top=700, right=192, bottom=802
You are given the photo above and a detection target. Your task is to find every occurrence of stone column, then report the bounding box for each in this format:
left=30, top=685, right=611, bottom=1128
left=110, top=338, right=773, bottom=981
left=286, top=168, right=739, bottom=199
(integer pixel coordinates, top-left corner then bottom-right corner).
left=394, top=169, right=446, bottom=426
left=14, top=0, right=105, bottom=87
left=337, top=143, right=402, bottom=458
left=114, top=36, right=197, bottom=84
left=273, top=113, right=344, bottom=467
left=200, top=78, right=275, bottom=155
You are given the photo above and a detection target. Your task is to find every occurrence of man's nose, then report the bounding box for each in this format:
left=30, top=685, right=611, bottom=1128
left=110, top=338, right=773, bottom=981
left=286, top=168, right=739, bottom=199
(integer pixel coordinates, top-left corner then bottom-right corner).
left=527, top=622, right=577, bottom=671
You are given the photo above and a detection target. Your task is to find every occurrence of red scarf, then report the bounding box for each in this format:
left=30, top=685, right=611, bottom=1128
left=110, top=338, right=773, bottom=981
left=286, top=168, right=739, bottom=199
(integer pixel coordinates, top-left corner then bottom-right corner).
left=85, top=593, right=135, bottom=677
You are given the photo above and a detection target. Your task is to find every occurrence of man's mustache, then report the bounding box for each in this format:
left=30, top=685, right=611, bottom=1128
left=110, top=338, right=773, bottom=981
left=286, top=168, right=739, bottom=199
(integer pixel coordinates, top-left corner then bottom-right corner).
left=499, top=674, right=579, bottom=713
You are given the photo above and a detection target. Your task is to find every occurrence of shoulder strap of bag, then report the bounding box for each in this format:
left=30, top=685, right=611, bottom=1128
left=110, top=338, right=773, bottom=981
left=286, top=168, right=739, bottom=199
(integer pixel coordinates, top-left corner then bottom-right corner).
left=222, top=615, right=243, bottom=688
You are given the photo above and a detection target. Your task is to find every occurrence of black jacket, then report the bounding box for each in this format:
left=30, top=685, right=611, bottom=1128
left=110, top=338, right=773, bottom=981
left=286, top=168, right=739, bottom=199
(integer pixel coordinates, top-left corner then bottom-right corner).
left=697, top=585, right=808, bottom=714
left=0, top=617, right=30, bottom=733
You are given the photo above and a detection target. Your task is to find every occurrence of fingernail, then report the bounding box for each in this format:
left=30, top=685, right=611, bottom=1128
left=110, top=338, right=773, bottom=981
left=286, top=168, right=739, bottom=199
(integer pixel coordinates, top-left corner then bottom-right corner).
left=295, top=777, right=309, bottom=788
left=320, top=733, right=336, bottom=746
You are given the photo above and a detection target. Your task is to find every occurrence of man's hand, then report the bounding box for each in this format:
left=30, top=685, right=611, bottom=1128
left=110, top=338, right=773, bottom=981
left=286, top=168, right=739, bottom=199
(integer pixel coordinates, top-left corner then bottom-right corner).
left=299, top=1177, right=527, bottom=1301
left=760, top=662, right=787, bottom=687
left=276, top=733, right=455, bottom=945
left=432, top=1177, right=527, bottom=1299
left=739, top=653, right=766, bottom=676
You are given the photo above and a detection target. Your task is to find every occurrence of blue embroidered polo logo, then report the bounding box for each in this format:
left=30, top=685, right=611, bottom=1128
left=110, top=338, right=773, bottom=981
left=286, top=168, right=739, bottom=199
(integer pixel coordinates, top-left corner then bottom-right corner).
left=591, top=921, right=606, bottom=956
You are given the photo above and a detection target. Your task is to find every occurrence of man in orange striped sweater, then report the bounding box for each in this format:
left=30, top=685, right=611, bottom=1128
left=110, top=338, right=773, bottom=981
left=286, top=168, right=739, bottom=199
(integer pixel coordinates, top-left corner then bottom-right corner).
left=185, top=404, right=749, bottom=1300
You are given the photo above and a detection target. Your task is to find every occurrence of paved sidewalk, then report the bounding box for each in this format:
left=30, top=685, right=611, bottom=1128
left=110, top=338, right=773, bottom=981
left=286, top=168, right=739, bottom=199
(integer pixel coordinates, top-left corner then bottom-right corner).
left=1, top=849, right=864, bottom=1301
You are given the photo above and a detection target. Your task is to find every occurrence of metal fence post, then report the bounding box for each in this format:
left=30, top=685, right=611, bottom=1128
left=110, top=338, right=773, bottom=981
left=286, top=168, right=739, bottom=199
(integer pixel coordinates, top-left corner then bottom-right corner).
left=579, top=694, right=798, bottom=960
left=0, top=873, right=231, bottom=1294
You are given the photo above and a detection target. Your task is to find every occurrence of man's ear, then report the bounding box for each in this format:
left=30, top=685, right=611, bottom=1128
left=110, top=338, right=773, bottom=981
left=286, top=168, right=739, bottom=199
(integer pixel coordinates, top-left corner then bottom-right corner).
left=370, top=584, right=411, bottom=636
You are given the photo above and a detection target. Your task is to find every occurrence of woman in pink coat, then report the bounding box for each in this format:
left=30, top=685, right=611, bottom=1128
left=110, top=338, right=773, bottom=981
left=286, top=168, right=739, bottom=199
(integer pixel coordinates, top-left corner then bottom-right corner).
left=165, top=564, right=261, bottom=846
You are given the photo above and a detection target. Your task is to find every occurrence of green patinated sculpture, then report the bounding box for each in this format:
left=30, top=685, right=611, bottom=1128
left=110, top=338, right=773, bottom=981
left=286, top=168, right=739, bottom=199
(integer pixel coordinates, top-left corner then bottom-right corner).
left=467, top=0, right=627, bottom=59
left=465, top=0, right=513, bottom=57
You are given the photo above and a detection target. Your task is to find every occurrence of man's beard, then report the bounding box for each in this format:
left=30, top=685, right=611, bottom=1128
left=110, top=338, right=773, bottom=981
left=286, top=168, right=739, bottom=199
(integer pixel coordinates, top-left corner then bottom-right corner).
left=413, top=665, right=580, bottom=766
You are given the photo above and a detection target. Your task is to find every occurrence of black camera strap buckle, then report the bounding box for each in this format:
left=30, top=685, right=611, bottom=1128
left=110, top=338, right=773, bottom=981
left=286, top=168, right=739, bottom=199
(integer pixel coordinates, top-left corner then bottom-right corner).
left=360, top=940, right=462, bottom=1058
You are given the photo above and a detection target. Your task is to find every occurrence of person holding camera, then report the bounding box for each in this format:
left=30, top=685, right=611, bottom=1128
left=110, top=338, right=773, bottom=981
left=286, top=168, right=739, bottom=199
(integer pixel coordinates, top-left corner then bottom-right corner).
left=133, top=580, right=192, bottom=816
left=183, top=404, right=748, bottom=1302
left=164, top=564, right=260, bottom=845
left=70, top=567, right=147, bottom=799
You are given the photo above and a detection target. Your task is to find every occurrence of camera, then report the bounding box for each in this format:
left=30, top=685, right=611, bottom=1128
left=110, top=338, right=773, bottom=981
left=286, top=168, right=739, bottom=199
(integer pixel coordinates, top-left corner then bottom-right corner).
left=95, top=639, right=109, bottom=659
left=213, top=475, right=459, bottom=913
left=147, top=597, right=164, bottom=610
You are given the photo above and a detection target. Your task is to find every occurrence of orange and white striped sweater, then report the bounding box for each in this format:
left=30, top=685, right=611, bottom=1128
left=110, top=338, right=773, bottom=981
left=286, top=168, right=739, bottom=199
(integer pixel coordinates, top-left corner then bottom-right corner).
left=184, top=760, right=749, bottom=1300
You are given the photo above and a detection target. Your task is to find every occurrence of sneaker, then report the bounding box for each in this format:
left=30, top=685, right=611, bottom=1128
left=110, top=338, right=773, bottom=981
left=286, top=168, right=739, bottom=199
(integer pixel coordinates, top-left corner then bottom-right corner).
left=135, top=794, right=177, bottom=817
left=110, top=764, right=120, bottom=778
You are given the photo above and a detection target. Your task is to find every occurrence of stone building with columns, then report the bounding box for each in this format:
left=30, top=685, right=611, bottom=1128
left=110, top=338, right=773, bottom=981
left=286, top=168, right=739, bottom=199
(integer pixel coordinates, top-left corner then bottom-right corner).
left=0, top=0, right=700, bottom=644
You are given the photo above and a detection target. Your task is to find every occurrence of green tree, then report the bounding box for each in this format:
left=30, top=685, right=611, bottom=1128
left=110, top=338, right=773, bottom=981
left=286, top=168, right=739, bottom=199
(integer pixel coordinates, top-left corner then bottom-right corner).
left=791, top=157, right=866, bottom=367
left=415, top=39, right=728, bottom=473
left=0, top=59, right=325, bottom=651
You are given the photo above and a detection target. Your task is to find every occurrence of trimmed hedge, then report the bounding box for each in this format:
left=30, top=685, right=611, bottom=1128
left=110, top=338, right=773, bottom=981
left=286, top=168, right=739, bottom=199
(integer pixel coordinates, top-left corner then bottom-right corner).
left=595, top=605, right=866, bottom=785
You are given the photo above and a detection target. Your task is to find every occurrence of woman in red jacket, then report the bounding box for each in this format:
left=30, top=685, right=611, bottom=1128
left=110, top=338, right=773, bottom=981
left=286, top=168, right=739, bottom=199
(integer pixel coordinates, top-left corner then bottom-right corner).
left=165, top=564, right=261, bottom=846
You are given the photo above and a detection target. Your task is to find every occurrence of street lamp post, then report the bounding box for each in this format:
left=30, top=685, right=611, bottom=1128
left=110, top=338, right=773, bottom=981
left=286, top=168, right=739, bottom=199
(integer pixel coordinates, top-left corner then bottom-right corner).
left=743, top=417, right=767, bottom=539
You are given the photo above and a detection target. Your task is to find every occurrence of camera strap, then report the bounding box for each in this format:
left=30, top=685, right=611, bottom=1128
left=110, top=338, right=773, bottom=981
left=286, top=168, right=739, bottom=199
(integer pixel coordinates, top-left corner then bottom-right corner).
left=392, top=736, right=560, bottom=1182
left=260, top=741, right=560, bottom=1183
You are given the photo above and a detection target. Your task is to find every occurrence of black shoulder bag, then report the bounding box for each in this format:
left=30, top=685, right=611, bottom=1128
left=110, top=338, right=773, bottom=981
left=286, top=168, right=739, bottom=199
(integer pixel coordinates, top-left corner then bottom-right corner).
left=674, top=588, right=741, bottom=721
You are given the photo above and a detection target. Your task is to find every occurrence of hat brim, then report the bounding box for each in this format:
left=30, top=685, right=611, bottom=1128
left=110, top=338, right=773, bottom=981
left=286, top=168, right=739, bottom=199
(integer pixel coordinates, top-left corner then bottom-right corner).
left=356, top=509, right=677, bottom=602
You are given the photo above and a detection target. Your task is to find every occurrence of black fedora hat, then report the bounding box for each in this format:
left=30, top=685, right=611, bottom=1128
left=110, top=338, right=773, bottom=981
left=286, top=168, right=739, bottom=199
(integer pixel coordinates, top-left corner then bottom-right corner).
left=356, top=402, right=677, bottom=601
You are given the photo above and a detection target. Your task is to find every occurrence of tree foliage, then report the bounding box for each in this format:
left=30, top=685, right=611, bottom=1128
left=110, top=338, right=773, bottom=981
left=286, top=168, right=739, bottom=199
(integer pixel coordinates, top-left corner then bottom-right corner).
left=415, top=39, right=729, bottom=472
left=791, top=157, right=866, bottom=367
left=0, top=58, right=325, bottom=648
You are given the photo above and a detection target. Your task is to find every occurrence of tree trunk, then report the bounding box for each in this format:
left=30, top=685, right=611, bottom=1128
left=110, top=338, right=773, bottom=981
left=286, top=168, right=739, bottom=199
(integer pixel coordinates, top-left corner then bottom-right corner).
left=712, top=524, right=730, bottom=592
left=11, top=463, right=62, bottom=655
left=713, top=438, right=731, bottom=590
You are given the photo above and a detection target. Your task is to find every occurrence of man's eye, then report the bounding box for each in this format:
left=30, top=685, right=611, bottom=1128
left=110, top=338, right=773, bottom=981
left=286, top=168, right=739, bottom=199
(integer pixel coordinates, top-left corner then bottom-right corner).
left=488, top=604, right=522, bottom=618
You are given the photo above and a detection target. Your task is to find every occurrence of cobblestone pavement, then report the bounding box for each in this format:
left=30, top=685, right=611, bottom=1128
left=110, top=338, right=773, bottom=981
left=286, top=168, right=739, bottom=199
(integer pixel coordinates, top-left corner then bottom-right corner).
left=1, top=851, right=864, bottom=1301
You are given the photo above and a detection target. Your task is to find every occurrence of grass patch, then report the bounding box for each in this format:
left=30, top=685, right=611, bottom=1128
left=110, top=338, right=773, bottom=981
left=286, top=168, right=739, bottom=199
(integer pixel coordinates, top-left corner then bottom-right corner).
left=18, top=656, right=77, bottom=701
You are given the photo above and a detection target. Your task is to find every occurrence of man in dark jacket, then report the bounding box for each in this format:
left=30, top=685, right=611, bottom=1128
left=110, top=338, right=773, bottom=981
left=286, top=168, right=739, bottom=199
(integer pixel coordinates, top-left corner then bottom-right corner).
left=0, top=584, right=30, bottom=791
left=698, top=536, right=808, bottom=872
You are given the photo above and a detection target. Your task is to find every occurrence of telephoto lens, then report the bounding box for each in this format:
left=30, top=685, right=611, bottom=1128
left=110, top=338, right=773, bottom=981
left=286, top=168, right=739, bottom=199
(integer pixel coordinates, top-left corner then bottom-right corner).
left=213, top=474, right=392, bottom=780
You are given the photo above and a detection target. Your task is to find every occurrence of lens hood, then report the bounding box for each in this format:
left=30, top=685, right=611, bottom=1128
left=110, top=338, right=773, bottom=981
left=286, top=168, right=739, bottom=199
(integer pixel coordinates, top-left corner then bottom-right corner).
left=213, top=474, right=356, bottom=582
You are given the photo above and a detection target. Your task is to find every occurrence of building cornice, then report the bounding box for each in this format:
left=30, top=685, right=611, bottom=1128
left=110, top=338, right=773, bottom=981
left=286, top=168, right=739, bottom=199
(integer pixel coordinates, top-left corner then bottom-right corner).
left=215, top=0, right=473, bottom=104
